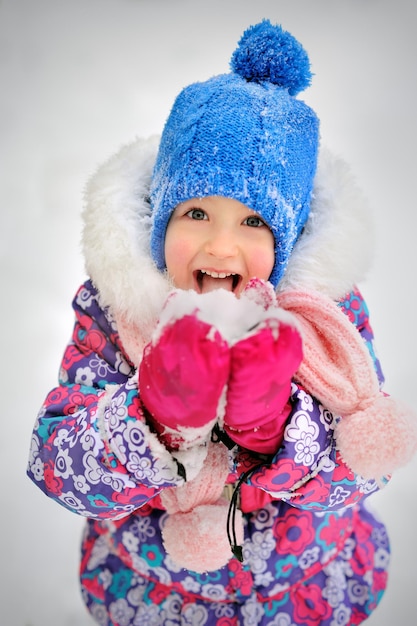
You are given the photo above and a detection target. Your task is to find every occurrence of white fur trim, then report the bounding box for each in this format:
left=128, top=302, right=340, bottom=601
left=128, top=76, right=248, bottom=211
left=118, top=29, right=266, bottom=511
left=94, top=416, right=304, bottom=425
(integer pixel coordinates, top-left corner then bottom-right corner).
left=82, top=139, right=374, bottom=336
left=82, top=135, right=170, bottom=342
left=280, top=148, right=374, bottom=299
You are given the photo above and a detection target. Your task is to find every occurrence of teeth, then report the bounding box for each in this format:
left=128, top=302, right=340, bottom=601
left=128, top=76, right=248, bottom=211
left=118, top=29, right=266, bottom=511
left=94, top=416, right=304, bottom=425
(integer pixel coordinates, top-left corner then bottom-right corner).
left=200, top=269, right=235, bottom=279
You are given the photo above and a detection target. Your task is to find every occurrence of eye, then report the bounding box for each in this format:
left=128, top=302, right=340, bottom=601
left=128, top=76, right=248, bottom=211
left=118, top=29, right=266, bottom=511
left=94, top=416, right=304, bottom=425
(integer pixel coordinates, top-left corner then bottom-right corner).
left=244, top=215, right=266, bottom=228
left=186, top=208, right=207, bottom=221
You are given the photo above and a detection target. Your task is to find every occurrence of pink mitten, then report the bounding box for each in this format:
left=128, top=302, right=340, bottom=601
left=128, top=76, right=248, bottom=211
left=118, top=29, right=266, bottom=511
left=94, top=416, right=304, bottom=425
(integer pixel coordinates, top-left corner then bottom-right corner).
left=224, top=283, right=303, bottom=454
left=139, top=291, right=231, bottom=450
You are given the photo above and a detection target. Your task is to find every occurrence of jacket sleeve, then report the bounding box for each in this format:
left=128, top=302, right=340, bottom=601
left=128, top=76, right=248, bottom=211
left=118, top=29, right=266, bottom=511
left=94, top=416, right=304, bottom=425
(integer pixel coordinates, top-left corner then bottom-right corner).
left=27, top=280, right=186, bottom=521
left=242, top=287, right=389, bottom=512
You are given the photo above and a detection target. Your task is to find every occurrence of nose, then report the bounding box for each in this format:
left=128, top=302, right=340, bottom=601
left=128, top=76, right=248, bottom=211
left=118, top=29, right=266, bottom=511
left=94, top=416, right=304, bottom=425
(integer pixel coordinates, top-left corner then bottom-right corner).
left=204, top=227, right=239, bottom=259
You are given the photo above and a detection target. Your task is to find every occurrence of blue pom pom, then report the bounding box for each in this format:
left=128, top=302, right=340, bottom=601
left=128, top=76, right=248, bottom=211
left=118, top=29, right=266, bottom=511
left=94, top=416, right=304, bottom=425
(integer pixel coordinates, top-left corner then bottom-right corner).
left=230, top=19, right=312, bottom=96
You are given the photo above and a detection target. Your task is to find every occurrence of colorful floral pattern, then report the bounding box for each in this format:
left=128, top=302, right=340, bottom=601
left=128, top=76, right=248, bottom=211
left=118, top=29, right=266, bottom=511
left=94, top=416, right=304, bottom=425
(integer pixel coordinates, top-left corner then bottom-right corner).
left=28, top=281, right=390, bottom=625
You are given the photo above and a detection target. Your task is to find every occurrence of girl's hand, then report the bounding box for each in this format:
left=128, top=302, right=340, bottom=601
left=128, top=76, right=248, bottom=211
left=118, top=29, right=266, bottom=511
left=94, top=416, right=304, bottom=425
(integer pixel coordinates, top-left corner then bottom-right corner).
left=139, top=291, right=231, bottom=450
left=224, top=313, right=302, bottom=454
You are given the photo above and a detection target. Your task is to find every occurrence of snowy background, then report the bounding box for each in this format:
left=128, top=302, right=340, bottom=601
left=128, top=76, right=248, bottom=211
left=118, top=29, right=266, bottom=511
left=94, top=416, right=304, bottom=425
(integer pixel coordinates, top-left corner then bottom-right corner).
left=1, top=0, right=417, bottom=624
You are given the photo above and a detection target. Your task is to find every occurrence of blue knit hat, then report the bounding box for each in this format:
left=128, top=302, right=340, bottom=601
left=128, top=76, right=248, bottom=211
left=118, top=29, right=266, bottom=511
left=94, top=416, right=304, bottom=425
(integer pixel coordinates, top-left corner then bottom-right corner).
left=150, top=19, right=320, bottom=287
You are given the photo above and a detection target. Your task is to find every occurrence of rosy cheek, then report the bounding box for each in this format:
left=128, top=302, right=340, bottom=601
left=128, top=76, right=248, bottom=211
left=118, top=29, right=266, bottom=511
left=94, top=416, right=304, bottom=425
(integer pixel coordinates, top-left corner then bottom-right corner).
left=165, top=239, right=192, bottom=287
left=253, top=249, right=275, bottom=280
left=166, top=240, right=187, bottom=267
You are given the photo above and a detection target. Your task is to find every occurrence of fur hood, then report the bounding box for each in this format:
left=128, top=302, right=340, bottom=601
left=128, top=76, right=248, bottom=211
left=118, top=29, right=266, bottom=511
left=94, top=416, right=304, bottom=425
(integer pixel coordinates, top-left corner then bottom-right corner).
left=82, top=136, right=374, bottom=344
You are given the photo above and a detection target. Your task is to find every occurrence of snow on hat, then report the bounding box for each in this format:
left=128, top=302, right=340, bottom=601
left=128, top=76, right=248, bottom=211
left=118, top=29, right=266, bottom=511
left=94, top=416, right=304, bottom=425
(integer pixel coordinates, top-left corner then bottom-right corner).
left=150, top=19, right=320, bottom=287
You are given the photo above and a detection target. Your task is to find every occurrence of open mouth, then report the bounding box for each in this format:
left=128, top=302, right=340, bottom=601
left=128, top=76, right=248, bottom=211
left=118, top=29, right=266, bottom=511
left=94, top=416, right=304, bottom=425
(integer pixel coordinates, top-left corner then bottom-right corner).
left=195, top=269, right=242, bottom=294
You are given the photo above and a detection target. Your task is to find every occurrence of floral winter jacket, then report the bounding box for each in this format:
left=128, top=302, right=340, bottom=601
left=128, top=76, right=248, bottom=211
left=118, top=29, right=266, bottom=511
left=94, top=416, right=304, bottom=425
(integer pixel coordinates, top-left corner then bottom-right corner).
left=27, top=138, right=402, bottom=624
left=27, top=278, right=390, bottom=620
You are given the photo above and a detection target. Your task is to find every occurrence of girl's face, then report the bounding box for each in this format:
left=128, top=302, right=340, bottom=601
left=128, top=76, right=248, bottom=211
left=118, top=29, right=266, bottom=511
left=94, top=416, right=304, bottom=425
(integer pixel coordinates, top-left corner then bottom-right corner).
left=164, top=196, right=275, bottom=296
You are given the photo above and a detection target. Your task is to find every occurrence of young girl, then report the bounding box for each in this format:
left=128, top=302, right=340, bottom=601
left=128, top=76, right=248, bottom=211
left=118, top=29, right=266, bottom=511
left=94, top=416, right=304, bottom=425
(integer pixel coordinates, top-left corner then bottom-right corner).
left=27, top=19, right=417, bottom=626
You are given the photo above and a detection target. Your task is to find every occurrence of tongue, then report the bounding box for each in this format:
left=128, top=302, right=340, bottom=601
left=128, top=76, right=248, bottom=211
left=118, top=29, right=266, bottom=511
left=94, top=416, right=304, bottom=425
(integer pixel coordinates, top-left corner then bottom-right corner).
left=201, top=275, right=234, bottom=293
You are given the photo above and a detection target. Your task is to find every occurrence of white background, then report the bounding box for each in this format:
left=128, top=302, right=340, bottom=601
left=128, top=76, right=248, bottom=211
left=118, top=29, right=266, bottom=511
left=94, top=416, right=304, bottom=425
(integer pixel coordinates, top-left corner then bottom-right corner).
left=1, top=0, right=416, bottom=624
